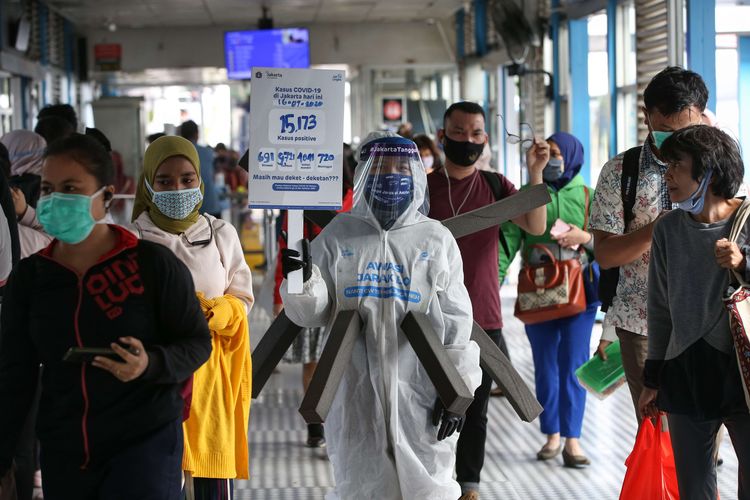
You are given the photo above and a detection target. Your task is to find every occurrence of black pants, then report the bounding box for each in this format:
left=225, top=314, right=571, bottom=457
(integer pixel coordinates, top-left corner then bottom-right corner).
left=668, top=412, right=750, bottom=500
left=456, top=329, right=508, bottom=488
left=192, top=478, right=235, bottom=500
left=41, top=418, right=183, bottom=500
left=14, top=370, right=41, bottom=500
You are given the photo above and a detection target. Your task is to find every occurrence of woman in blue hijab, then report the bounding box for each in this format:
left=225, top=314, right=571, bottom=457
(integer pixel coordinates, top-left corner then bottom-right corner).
left=499, top=131, right=597, bottom=468
left=545, top=132, right=585, bottom=191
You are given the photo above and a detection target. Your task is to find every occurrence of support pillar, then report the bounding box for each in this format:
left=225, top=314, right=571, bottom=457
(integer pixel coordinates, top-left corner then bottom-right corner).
left=739, top=37, right=750, bottom=177
left=569, top=18, right=591, bottom=184
left=686, top=0, right=717, bottom=111
left=607, top=0, right=618, bottom=158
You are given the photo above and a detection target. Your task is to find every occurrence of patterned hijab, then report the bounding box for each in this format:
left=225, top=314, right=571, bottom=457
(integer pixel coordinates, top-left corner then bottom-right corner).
left=132, top=136, right=203, bottom=234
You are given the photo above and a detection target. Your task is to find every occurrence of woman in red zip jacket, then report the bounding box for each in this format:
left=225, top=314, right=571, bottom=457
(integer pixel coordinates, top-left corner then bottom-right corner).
left=0, top=133, right=211, bottom=500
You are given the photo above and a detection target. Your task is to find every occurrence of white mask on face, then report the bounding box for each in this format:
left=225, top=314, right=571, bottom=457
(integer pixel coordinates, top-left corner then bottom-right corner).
left=675, top=169, right=713, bottom=214
left=422, top=156, right=434, bottom=171
left=145, top=179, right=203, bottom=220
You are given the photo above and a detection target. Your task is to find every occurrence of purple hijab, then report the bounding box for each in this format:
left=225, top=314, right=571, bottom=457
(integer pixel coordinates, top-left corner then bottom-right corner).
left=546, top=131, right=584, bottom=190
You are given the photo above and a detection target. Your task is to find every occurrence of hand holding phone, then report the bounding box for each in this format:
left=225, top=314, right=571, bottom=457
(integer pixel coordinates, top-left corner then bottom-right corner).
left=550, top=218, right=589, bottom=250
left=63, top=347, right=122, bottom=363
left=549, top=218, right=572, bottom=238
left=66, top=337, right=149, bottom=383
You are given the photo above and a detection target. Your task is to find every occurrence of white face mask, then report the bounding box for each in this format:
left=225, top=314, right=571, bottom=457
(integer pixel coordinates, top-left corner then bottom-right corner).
left=421, top=156, right=434, bottom=171
left=675, top=169, right=713, bottom=214
left=146, top=179, right=203, bottom=220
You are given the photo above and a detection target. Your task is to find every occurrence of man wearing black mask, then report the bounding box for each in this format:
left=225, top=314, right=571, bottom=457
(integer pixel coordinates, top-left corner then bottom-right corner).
left=427, top=101, right=547, bottom=500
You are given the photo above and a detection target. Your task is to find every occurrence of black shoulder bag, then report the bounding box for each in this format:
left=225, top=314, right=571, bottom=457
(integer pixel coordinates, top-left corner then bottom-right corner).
left=598, top=146, right=642, bottom=311
left=479, top=170, right=512, bottom=258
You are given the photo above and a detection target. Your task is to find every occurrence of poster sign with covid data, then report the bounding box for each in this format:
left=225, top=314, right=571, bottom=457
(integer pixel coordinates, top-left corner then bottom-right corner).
left=247, top=67, right=345, bottom=210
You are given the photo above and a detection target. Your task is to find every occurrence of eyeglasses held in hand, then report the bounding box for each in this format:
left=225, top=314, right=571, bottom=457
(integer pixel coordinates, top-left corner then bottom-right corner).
left=498, top=114, right=535, bottom=149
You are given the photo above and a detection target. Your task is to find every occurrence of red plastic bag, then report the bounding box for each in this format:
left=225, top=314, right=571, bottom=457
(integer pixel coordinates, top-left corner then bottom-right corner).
left=619, top=415, right=679, bottom=500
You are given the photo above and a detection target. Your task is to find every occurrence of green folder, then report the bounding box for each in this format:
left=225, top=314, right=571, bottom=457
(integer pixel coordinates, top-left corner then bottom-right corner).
left=575, top=340, right=626, bottom=400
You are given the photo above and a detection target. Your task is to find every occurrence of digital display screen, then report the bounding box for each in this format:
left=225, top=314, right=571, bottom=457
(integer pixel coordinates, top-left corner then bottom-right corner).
left=224, top=28, right=310, bottom=80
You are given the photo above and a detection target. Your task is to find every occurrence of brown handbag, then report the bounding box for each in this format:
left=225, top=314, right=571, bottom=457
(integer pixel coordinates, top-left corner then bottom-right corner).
left=514, top=244, right=587, bottom=325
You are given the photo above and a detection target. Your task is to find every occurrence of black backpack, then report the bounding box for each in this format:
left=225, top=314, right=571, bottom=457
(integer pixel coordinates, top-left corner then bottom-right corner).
left=598, top=146, right=642, bottom=311
left=479, top=170, right=512, bottom=258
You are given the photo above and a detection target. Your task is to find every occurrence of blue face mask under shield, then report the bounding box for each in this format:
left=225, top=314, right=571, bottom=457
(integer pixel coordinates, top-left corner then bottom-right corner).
left=675, top=169, right=713, bottom=214
left=364, top=174, right=414, bottom=230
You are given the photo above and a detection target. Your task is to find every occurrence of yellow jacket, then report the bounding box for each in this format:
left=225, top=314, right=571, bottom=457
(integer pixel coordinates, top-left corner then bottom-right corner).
left=183, top=293, right=252, bottom=479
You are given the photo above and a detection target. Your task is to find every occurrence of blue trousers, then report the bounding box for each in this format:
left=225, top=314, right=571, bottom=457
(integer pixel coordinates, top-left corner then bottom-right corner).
left=525, top=307, right=596, bottom=438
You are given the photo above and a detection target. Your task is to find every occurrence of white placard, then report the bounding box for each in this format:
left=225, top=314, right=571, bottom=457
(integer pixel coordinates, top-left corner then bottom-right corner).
left=247, top=67, right=345, bottom=210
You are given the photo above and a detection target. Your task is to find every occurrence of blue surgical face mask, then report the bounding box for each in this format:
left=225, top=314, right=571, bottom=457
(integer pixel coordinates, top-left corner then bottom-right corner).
left=146, top=180, right=203, bottom=220
left=652, top=130, right=673, bottom=149
left=542, top=158, right=564, bottom=182
left=37, top=187, right=106, bottom=244
left=675, top=169, right=713, bottom=214
left=364, top=173, right=413, bottom=230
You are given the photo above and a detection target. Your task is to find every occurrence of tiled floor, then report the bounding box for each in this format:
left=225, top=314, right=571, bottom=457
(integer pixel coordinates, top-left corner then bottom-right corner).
left=239, top=277, right=741, bottom=499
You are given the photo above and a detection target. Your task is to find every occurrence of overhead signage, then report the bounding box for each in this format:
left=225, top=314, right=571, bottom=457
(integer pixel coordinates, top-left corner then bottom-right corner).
left=94, top=43, right=121, bottom=71
left=382, top=97, right=403, bottom=123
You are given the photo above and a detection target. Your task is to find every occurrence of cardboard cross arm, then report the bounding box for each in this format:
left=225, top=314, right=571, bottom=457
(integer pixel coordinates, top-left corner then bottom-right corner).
left=400, top=312, right=475, bottom=416
left=299, top=310, right=362, bottom=424
left=251, top=311, right=304, bottom=398
left=441, top=184, right=551, bottom=239
left=255, top=182, right=551, bottom=414
left=294, top=310, right=542, bottom=424
left=298, top=310, right=475, bottom=423
left=298, top=184, right=551, bottom=241
left=471, top=321, right=542, bottom=422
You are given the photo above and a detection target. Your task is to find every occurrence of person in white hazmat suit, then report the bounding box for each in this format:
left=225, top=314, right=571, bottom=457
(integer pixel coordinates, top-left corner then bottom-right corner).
left=281, top=132, right=482, bottom=500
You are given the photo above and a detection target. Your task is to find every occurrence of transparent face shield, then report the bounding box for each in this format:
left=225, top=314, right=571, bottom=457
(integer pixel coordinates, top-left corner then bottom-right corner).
left=354, top=136, right=428, bottom=230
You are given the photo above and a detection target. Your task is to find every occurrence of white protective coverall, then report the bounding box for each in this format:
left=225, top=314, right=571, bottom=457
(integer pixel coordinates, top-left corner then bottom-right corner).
left=282, top=132, right=482, bottom=500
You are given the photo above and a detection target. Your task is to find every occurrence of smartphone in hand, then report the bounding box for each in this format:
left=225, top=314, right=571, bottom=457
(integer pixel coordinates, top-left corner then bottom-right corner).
left=550, top=218, right=572, bottom=238
left=63, top=346, right=138, bottom=363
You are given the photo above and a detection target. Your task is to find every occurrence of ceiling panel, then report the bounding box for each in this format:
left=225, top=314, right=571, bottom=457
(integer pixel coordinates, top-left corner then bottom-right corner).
left=316, top=4, right=374, bottom=21
left=366, top=3, right=435, bottom=21
left=47, top=0, right=462, bottom=28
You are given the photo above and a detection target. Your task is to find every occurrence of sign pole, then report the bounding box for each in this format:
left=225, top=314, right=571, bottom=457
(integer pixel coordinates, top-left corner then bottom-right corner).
left=287, top=209, right=304, bottom=294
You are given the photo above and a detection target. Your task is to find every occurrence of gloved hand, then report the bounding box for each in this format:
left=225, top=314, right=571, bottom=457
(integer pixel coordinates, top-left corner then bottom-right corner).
left=432, top=398, right=465, bottom=441
left=281, top=239, right=312, bottom=282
